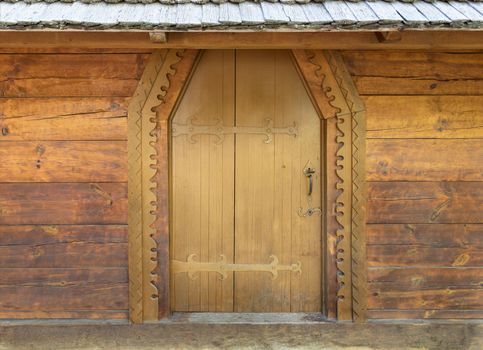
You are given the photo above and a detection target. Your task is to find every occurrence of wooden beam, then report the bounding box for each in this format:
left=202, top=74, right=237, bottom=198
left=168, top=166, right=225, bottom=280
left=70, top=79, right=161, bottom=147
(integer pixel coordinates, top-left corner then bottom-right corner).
left=375, top=31, right=402, bottom=43
left=1, top=31, right=483, bottom=50
left=149, top=32, right=167, bottom=44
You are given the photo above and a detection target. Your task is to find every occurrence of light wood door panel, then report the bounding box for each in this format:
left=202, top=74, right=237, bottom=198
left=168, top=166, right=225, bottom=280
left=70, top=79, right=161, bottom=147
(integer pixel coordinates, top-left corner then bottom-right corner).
left=171, top=50, right=235, bottom=311
left=171, top=50, right=321, bottom=312
left=234, top=50, right=321, bottom=312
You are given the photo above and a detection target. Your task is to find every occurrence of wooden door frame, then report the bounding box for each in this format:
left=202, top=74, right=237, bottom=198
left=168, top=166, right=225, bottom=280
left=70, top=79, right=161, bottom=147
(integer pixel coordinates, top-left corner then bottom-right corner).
left=127, top=49, right=367, bottom=323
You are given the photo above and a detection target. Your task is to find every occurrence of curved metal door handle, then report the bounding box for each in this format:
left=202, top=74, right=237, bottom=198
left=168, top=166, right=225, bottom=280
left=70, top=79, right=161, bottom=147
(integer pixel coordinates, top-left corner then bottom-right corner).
left=304, top=167, right=316, bottom=197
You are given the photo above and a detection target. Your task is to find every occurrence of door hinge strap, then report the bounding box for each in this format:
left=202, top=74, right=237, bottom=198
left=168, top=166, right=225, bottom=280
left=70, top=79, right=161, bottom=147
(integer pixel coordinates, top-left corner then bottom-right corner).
left=172, top=118, right=298, bottom=144
left=172, top=254, right=302, bottom=280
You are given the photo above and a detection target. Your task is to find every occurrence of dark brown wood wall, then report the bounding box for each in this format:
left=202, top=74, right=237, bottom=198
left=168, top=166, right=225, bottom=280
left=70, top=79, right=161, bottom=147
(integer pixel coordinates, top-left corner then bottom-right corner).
left=0, top=50, right=148, bottom=319
left=342, top=51, right=483, bottom=320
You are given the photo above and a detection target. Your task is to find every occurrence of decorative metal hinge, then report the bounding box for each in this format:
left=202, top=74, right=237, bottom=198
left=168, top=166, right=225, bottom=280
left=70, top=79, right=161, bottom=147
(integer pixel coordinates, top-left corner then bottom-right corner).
left=172, top=118, right=298, bottom=144
left=172, top=254, right=302, bottom=280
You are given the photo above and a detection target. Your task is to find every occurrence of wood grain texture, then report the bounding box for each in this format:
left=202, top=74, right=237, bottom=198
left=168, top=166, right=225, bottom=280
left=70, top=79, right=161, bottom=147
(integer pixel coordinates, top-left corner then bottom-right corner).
left=325, top=51, right=368, bottom=322
left=367, top=139, right=483, bottom=181
left=0, top=225, right=127, bottom=246
left=367, top=182, right=483, bottom=224
left=368, top=268, right=483, bottom=290
left=0, top=78, right=138, bottom=98
left=324, top=118, right=339, bottom=320
left=368, top=288, right=482, bottom=310
left=0, top=284, right=128, bottom=311
left=349, top=50, right=483, bottom=319
left=351, top=76, right=483, bottom=96
left=368, top=309, right=483, bottom=319
left=0, top=141, right=127, bottom=182
left=127, top=50, right=168, bottom=324
left=0, top=51, right=146, bottom=321
left=0, top=242, right=127, bottom=268
left=341, top=52, right=483, bottom=80
left=0, top=225, right=127, bottom=268
left=0, top=54, right=147, bottom=80
left=234, top=50, right=321, bottom=313
left=291, top=49, right=340, bottom=120
left=0, top=97, right=128, bottom=141
left=367, top=224, right=483, bottom=247
left=365, top=96, right=483, bottom=139
left=0, top=310, right=128, bottom=319
left=0, top=183, right=127, bottom=225
left=3, top=31, right=483, bottom=51
left=368, top=246, right=483, bottom=267
left=0, top=268, right=127, bottom=286
left=171, top=50, right=235, bottom=312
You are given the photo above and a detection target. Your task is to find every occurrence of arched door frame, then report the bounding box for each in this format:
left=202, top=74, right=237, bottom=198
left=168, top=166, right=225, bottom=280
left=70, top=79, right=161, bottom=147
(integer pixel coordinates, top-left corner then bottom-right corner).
left=127, top=49, right=367, bottom=323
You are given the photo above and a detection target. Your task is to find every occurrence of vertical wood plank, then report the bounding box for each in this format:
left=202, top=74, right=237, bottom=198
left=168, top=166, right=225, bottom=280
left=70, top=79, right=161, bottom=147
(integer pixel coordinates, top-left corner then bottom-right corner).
left=171, top=50, right=235, bottom=312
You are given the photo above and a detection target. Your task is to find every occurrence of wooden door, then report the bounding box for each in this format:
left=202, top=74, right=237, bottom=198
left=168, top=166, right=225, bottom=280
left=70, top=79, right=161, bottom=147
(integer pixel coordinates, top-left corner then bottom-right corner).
left=171, top=50, right=321, bottom=312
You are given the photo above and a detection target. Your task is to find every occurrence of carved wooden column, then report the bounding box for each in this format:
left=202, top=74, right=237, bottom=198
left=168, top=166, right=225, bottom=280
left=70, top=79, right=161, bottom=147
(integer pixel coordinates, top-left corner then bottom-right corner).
left=128, top=49, right=200, bottom=323
left=292, top=49, right=367, bottom=322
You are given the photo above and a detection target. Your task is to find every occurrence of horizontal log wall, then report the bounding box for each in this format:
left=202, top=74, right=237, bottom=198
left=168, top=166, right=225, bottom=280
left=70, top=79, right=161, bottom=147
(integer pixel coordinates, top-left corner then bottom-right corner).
left=342, top=51, right=483, bottom=320
left=0, top=51, right=149, bottom=320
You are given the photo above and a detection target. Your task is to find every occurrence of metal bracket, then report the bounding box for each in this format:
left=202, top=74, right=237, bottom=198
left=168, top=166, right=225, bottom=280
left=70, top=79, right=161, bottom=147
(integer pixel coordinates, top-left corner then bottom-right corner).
left=297, top=207, right=322, bottom=217
left=172, top=254, right=302, bottom=280
left=172, top=118, right=298, bottom=144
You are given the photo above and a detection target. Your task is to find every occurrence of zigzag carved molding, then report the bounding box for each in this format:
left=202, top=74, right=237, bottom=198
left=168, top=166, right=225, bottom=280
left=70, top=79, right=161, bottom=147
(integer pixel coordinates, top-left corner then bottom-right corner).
left=292, top=49, right=367, bottom=322
left=128, top=49, right=200, bottom=323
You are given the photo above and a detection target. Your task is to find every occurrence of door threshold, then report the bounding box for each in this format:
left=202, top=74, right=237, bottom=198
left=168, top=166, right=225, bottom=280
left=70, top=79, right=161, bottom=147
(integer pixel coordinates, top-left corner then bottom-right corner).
left=167, top=312, right=329, bottom=324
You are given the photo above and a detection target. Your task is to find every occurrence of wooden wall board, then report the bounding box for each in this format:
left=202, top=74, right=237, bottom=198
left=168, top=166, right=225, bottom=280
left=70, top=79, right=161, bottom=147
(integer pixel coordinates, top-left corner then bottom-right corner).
left=0, top=54, right=148, bottom=80
left=0, top=268, right=127, bottom=285
left=0, top=311, right=128, bottom=320
left=368, top=288, right=482, bottom=310
left=0, top=284, right=128, bottom=311
left=0, top=53, right=147, bottom=98
left=351, top=76, right=483, bottom=96
left=0, top=225, right=127, bottom=245
left=368, top=268, right=483, bottom=290
left=367, top=224, right=482, bottom=247
left=0, top=97, right=129, bottom=141
left=365, top=96, right=483, bottom=139
left=367, top=182, right=483, bottom=224
left=368, top=309, right=483, bottom=319
left=0, top=268, right=128, bottom=315
left=0, top=243, right=127, bottom=268
left=367, top=246, right=483, bottom=267
left=341, top=51, right=483, bottom=80
left=0, top=50, right=147, bottom=322
left=0, top=183, right=128, bottom=225
left=0, top=141, right=127, bottom=182
left=348, top=49, right=483, bottom=320
left=0, top=78, right=138, bottom=98
left=366, top=139, right=483, bottom=181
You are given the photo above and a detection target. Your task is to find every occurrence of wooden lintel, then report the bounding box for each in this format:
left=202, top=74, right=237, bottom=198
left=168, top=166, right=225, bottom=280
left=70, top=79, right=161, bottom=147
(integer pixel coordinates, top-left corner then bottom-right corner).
left=1, top=31, right=483, bottom=50
left=375, top=31, right=403, bottom=43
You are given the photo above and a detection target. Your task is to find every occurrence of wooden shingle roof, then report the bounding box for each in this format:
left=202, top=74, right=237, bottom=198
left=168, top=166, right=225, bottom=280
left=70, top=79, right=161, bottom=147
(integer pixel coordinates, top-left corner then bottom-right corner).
left=1, top=0, right=482, bottom=29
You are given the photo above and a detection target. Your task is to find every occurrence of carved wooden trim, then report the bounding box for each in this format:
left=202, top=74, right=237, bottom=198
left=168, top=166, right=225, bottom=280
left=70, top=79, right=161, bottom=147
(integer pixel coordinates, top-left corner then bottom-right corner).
left=292, top=49, right=367, bottom=322
left=291, top=50, right=340, bottom=120
left=128, top=50, right=167, bottom=324
left=325, top=51, right=367, bottom=323
left=128, top=49, right=199, bottom=323
left=147, top=49, right=201, bottom=319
